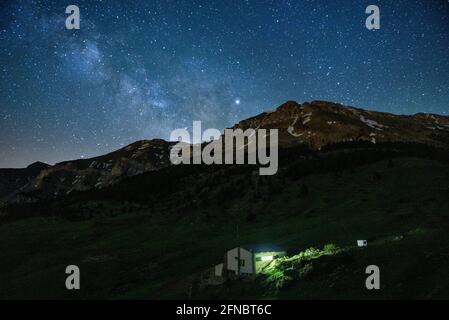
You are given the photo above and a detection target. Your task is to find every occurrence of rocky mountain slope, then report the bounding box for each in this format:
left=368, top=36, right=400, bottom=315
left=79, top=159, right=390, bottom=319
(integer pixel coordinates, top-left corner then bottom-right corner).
left=1, top=139, right=174, bottom=204
left=0, top=162, right=50, bottom=202
left=2, top=100, right=449, bottom=204
left=234, top=100, right=449, bottom=149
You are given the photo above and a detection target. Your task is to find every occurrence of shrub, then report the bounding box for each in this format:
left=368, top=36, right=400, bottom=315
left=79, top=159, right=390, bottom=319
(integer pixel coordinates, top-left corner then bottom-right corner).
left=298, top=263, right=314, bottom=279
left=261, top=244, right=342, bottom=292
left=323, top=243, right=340, bottom=255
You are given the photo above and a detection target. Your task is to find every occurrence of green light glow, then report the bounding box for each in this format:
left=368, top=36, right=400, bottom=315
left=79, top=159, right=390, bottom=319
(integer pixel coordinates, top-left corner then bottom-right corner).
left=261, top=255, right=274, bottom=261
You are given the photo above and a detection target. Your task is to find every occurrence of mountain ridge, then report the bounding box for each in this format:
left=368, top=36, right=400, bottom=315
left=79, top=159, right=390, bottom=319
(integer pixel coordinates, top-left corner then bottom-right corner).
left=2, top=100, right=449, bottom=204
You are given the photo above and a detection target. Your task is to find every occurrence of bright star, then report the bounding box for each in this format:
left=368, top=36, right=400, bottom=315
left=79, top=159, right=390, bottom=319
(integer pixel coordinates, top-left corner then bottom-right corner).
left=235, top=99, right=241, bottom=105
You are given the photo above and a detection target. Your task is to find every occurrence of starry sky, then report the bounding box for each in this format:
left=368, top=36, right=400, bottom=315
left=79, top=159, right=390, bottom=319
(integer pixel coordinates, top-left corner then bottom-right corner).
left=0, top=0, right=448, bottom=168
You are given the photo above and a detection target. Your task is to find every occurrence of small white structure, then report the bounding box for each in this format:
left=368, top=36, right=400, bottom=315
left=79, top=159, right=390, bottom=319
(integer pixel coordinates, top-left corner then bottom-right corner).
left=225, top=247, right=255, bottom=276
left=357, top=240, right=368, bottom=247
left=214, top=263, right=223, bottom=277
left=213, top=245, right=286, bottom=278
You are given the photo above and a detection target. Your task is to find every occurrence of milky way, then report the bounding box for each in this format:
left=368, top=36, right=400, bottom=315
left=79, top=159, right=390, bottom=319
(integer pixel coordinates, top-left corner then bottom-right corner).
left=0, top=0, right=448, bottom=167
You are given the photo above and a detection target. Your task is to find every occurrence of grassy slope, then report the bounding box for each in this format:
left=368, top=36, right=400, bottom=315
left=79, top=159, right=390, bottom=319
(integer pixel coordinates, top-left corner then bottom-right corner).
left=1, top=158, right=449, bottom=299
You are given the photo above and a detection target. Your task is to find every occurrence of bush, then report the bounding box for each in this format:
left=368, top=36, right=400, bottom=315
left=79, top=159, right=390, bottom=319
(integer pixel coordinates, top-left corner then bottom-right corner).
left=298, top=263, right=314, bottom=279
left=323, top=243, right=340, bottom=255
left=261, top=244, right=342, bottom=291
left=265, top=271, right=293, bottom=290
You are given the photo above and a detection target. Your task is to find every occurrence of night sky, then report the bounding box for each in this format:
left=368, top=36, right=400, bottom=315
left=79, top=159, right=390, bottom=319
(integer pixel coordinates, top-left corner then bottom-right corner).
left=0, top=0, right=448, bottom=168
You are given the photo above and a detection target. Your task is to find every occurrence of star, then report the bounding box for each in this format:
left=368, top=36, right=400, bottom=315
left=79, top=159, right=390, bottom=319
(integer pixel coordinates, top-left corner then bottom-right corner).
left=0, top=0, right=448, bottom=168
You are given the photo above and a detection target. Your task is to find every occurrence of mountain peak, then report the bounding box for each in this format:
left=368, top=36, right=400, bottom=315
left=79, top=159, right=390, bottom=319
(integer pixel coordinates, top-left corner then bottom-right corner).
left=26, top=161, right=50, bottom=171
left=276, top=100, right=301, bottom=111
